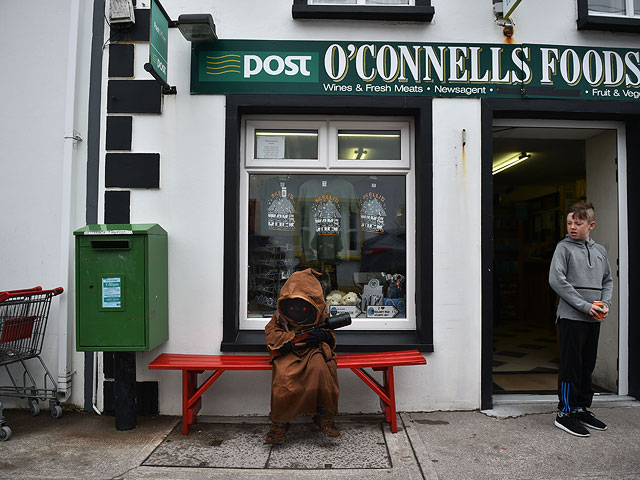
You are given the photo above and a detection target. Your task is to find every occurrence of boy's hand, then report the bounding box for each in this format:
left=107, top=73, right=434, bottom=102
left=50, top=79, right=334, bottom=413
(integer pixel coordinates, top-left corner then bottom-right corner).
left=589, top=303, right=608, bottom=319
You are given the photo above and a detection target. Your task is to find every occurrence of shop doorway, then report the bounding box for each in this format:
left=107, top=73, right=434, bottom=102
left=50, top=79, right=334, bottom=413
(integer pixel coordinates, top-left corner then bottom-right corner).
left=492, top=124, right=620, bottom=395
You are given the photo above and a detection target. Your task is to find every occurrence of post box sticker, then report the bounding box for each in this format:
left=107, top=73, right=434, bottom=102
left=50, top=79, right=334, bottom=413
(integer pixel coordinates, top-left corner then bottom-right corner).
left=102, top=277, right=122, bottom=308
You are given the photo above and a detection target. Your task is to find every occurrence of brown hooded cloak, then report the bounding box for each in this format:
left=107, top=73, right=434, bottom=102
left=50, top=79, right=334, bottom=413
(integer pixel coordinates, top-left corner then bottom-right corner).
left=265, top=268, right=339, bottom=423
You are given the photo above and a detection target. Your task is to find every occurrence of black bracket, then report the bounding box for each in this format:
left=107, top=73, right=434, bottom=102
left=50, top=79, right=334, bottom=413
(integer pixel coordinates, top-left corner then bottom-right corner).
left=144, top=63, right=177, bottom=95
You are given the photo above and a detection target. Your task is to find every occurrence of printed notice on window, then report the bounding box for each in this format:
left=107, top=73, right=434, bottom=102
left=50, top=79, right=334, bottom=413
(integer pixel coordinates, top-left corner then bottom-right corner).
left=102, top=277, right=122, bottom=308
left=256, top=136, right=285, bottom=159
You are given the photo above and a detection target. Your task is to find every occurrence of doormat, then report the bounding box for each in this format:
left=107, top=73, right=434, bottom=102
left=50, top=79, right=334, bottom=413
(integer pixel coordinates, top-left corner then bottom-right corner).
left=143, top=420, right=391, bottom=470
left=493, top=373, right=557, bottom=392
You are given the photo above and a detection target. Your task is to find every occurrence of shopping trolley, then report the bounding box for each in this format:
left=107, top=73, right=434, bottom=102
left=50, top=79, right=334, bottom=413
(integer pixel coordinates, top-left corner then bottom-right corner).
left=0, top=286, right=64, bottom=441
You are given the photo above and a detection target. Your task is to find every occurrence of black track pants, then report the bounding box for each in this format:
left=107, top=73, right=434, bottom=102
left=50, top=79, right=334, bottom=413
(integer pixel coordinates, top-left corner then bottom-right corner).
left=557, top=318, right=601, bottom=413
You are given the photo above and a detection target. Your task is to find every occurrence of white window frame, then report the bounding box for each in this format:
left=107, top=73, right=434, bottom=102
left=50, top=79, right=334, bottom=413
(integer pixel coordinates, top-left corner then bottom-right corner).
left=329, top=121, right=411, bottom=169
left=245, top=120, right=327, bottom=169
left=588, top=0, right=639, bottom=17
left=239, top=115, right=416, bottom=331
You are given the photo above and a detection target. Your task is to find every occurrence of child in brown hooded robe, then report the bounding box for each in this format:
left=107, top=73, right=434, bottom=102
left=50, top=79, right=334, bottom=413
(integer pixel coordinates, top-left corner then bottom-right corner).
left=264, top=268, right=340, bottom=444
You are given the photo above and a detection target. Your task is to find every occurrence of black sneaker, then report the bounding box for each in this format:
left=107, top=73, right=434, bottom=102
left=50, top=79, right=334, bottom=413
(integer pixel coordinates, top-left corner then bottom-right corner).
left=573, top=408, right=608, bottom=431
left=555, top=412, right=590, bottom=437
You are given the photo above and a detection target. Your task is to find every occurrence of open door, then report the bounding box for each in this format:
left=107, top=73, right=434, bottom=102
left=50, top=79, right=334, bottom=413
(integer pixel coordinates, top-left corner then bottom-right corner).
left=586, top=130, right=619, bottom=393
left=491, top=125, right=620, bottom=396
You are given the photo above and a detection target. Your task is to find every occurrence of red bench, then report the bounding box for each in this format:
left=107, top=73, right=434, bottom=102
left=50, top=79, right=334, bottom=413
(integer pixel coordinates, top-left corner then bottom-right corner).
left=148, top=350, right=426, bottom=435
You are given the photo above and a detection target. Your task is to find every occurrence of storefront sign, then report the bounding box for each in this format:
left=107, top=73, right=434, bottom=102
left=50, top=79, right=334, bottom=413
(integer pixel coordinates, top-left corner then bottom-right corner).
left=191, top=40, right=640, bottom=102
left=149, top=0, right=169, bottom=85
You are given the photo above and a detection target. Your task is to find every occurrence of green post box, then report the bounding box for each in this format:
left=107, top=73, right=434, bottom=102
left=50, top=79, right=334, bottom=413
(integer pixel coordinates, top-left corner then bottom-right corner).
left=74, top=224, right=168, bottom=351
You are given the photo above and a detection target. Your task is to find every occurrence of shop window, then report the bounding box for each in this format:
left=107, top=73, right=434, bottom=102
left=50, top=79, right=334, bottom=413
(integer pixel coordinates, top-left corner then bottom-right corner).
left=242, top=117, right=413, bottom=331
left=577, top=0, right=640, bottom=31
left=587, top=0, right=639, bottom=15
left=292, top=0, right=435, bottom=21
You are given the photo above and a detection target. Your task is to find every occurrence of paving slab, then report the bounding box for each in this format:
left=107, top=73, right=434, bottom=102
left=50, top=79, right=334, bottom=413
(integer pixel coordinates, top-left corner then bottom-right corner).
left=2, top=403, right=640, bottom=480
left=0, top=411, right=423, bottom=480
left=403, top=404, right=640, bottom=480
left=0, top=409, right=177, bottom=480
left=143, top=419, right=390, bottom=470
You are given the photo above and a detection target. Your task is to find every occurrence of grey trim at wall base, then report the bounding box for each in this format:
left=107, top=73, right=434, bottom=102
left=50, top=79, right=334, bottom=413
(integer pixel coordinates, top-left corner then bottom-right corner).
left=480, top=97, right=640, bottom=408
left=222, top=94, right=433, bottom=353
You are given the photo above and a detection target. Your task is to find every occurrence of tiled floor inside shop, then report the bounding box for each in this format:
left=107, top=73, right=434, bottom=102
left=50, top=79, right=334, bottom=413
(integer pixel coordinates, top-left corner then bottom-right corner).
left=493, top=321, right=559, bottom=393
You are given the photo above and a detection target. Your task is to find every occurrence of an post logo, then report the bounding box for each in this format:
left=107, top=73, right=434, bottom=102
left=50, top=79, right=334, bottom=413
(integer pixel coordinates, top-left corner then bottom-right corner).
left=244, top=55, right=313, bottom=78
left=201, top=51, right=318, bottom=82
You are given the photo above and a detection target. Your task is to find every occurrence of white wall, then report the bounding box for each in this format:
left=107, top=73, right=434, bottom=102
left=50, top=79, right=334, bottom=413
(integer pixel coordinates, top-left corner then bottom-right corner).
left=156, top=0, right=640, bottom=47
left=123, top=0, right=637, bottom=415
left=128, top=73, right=484, bottom=415
left=0, top=1, right=92, bottom=408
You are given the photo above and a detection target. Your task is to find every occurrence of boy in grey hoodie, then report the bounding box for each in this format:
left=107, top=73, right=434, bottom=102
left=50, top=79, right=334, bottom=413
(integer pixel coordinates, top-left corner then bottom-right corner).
left=549, top=201, right=613, bottom=437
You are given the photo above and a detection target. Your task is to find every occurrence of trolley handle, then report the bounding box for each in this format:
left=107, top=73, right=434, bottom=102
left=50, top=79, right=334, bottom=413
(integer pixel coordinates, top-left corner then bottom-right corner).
left=0, top=286, right=64, bottom=302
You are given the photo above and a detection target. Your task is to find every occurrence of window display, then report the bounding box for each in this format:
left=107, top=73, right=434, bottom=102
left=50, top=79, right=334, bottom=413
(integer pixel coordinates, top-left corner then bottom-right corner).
left=248, top=173, right=406, bottom=320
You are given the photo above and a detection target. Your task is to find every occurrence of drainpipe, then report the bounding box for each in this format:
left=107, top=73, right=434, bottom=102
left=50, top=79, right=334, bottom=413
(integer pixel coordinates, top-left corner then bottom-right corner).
left=58, top=0, right=82, bottom=401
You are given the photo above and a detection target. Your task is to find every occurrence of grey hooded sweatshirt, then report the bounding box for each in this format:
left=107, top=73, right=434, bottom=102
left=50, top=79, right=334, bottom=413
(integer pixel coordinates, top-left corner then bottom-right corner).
left=548, top=235, right=613, bottom=323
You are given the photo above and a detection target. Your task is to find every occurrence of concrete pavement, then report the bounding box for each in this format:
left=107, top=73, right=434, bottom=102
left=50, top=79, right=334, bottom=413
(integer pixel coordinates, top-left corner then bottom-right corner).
left=0, top=397, right=639, bottom=480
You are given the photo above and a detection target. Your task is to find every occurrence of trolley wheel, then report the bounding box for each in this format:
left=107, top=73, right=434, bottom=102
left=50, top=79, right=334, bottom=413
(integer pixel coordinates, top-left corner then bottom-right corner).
left=0, top=426, right=11, bottom=441
left=50, top=405, right=63, bottom=419
left=28, top=399, right=40, bottom=417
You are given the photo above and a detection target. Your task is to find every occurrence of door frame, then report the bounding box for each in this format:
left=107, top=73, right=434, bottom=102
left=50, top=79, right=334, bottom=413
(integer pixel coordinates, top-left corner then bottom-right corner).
left=480, top=98, right=639, bottom=410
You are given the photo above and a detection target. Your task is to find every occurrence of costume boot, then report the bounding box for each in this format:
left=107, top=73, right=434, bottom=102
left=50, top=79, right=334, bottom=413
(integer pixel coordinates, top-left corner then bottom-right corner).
left=313, top=411, right=340, bottom=437
left=265, top=421, right=289, bottom=445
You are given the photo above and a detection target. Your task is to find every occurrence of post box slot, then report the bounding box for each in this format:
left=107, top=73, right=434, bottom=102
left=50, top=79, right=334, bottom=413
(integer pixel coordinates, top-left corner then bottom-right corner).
left=90, top=240, right=131, bottom=250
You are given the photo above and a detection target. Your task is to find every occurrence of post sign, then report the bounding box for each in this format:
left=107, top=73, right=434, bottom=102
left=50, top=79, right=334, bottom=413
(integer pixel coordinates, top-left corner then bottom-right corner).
left=149, top=0, right=169, bottom=85
left=504, top=0, right=524, bottom=18
left=191, top=40, right=640, bottom=102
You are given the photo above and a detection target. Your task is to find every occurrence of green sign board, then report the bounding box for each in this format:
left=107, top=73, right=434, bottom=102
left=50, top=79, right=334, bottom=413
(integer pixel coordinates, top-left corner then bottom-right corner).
left=504, top=0, right=525, bottom=18
left=149, top=0, right=169, bottom=85
left=191, top=40, right=640, bottom=102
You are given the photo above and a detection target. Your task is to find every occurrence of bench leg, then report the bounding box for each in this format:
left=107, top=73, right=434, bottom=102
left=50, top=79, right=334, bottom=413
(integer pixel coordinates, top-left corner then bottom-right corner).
left=376, top=366, right=397, bottom=433
left=351, top=366, right=398, bottom=433
left=182, top=370, right=202, bottom=435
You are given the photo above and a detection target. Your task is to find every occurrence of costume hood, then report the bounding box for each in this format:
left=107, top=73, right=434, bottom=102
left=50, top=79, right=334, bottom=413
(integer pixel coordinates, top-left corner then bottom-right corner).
left=277, top=268, right=327, bottom=328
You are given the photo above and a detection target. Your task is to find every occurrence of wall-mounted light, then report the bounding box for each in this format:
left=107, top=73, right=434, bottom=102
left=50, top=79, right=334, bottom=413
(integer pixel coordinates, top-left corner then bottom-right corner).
left=492, top=152, right=531, bottom=175
left=176, top=14, right=217, bottom=42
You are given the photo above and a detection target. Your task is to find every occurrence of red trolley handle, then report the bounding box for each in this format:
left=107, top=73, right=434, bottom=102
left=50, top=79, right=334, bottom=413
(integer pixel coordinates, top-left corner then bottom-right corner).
left=0, top=286, right=64, bottom=302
